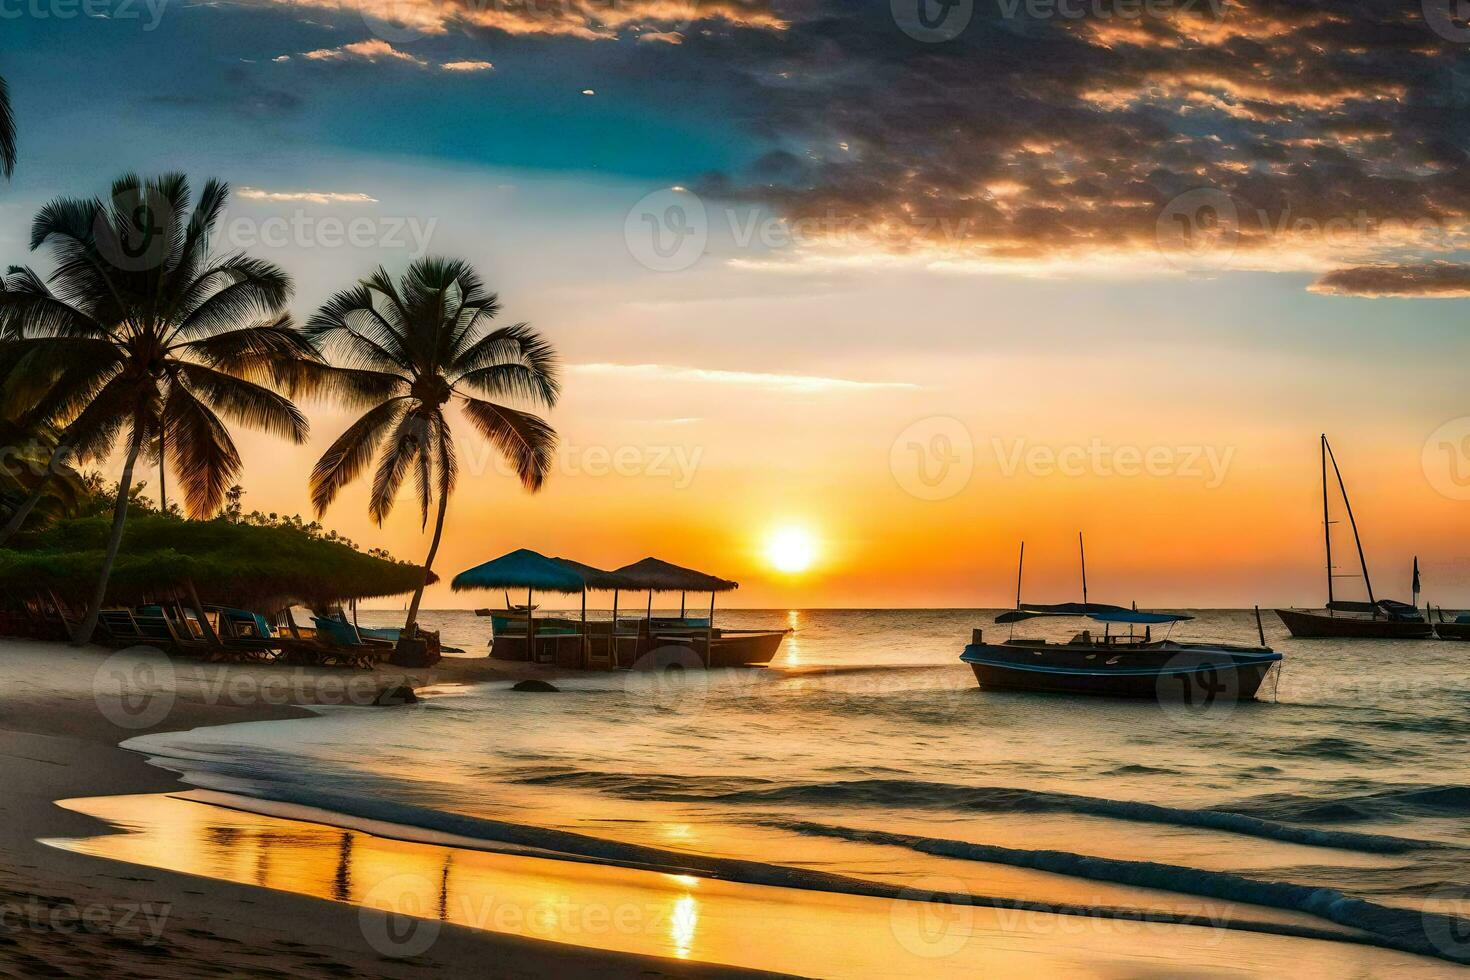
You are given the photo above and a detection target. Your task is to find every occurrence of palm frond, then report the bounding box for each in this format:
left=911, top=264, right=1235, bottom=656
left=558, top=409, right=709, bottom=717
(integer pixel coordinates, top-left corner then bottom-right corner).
left=302, top=365, right=409, bottom=410
left=451, top=322, right=560, bottom=408
left=2, top=339, right=121, bottom=426
left=0, top=269, right=109, bottom=339
left=58, top=373, right=149, bottom=463
left=0, top=75, right=15, bottom=179
left=306, top=281, right=413, bottom=370
left=435, top=411, right=457, bottom=501
left=173, top=362, right=309, bottom=443
left=175, top=178, right=230, bottom=286
left=369, top=410, right=429, bottom=525
left=459, top=396, right=557, bottom=491
left=177, top=316, right=325, bottom=394
left=170, top=255, right=292, bottom=340
left=163, top=378, right=242, bottom=517
left=308, top=398, right=408, bottom=516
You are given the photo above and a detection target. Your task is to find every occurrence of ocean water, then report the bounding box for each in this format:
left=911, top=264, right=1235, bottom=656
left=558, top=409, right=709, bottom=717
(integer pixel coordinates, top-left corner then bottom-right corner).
left=111, top=609, right=1470, bottom=972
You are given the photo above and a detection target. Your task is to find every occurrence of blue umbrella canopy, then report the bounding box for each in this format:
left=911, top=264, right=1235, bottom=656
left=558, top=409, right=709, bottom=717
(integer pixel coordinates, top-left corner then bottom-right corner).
left=451, top=548, right=588, bottom=594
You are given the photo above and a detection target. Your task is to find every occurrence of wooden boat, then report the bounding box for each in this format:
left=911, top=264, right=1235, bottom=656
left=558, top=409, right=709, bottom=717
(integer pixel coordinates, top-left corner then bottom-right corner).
left=962, top=538, right=1281, bottom=701
left=640, top=622, right=790, bottom=669
left=1432, top=609, right=1470, bottom=641
left=1277, top=606, right=1429, bottom=639
left=1275, top=436, right=1431, bottom=639
left=456, top=552, right=788, bottom=670
left=487, top=612, right=788, bottom=668
left=962, top=632, right=1282, bottom=701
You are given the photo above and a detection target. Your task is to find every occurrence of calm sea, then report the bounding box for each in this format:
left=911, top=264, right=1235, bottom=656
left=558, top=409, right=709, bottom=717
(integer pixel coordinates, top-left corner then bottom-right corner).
left=118, top=609, right=1470, bottom=972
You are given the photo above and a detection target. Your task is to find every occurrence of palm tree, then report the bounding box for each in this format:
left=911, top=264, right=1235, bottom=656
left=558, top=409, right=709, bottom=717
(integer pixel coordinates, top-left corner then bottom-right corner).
left=0, top=418, right=89, bottom=522
left=0, top=74, right=15, bottom=177
left=0, top=173, right=319, bottom=644
left=307, top=257, right=559, bottom=632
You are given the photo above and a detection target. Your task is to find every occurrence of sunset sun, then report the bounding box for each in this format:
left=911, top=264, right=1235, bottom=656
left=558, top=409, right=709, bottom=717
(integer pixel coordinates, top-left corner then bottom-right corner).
left=766, top=526, right=818, bottom=574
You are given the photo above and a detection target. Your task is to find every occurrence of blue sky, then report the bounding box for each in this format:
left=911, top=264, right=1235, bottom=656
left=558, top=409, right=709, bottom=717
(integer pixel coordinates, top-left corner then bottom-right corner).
left=5, top=1, right=1470, bottom=606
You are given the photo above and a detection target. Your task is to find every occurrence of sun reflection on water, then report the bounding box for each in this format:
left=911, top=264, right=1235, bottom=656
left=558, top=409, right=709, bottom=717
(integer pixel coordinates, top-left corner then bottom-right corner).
left=670, top=894, right=698, bottom=958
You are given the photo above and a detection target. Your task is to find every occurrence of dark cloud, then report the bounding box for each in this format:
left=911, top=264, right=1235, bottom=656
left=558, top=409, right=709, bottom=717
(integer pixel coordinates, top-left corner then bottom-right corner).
left=679, top=0, right=1470, bottom=273
left=1309, top=262, right=1470, bottom=297
left=146, top=67, right=304, bottom=118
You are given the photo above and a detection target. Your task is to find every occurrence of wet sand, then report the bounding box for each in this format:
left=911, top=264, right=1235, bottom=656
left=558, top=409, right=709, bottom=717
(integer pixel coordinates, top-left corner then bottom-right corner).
left=0, top=638, right=776, bottom=978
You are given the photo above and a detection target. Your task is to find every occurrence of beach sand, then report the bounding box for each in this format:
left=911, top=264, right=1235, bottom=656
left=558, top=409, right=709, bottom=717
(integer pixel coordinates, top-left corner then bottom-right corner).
left=0, top=638, right=774, bottom=979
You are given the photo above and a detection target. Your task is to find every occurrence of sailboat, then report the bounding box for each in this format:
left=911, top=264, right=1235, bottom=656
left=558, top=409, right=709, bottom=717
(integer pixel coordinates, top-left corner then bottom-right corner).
left=1274, top=436, right=1431, bottom=639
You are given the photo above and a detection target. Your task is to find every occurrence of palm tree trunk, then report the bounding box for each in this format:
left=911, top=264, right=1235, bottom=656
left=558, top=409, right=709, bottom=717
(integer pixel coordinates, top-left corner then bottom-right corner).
left=158, top=429, right=166, bottom=515
left=403, top=489, right=449, bottom=632
left=0, top=473, right=52, bottom=546
left=0, top=443, right=70, bottom=546
left=72, top=435, right=142, bottom=646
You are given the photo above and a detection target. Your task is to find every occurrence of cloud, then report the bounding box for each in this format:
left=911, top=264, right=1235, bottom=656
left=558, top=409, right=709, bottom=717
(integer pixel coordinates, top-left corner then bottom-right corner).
left=222, top=1, right=1470, bottom=292
left=298, top=39, right=428, bottom=66
left=569, top=362, right=919, bottom=393
left=237, top=187, right=379, bottom=205
left=144, top=67, right=303, bottom=118
left=440, top=60, right=494, bottom=72
left=255, top=0, right=783, bottom=41
left=1309, top=263, right=1470, bottom=298
left=685, top=1, right=1470, bottom=285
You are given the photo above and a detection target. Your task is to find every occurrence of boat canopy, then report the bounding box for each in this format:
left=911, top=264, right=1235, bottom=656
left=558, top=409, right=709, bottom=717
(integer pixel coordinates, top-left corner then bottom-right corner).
left=996, top=602, right=1129, bottom=623
left=1087, top=609, right=1194, bottom=625
left=1327, top=598, right=1416, bottom=614
left=996, top=603, right=1191, bottom=625
left=451, top=549, right=588, bottom=594
left=612, top=557, right=738, bottom=594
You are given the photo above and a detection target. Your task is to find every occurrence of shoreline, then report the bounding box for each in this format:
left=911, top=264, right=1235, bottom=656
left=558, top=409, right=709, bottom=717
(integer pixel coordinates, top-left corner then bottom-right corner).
left=3, top=637, right=1464, bottom=977
left=0, top=638, right=780, bottom=978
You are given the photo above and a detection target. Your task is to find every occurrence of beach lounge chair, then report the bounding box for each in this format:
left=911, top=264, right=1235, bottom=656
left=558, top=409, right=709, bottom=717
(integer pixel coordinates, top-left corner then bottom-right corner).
left=98, top=606, right=213, bottom=656
left=207, top=606, right=285, bottom=663
left=276, top=614, right=381, bottom=669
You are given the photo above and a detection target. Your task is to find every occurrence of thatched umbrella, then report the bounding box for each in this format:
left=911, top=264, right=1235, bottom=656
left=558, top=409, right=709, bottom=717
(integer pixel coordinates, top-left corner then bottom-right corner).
left=451, top=549, right=595, bottom=664
left=613, top=557, right=740, bottom=661
left=550, top=557, right=640, bottom=663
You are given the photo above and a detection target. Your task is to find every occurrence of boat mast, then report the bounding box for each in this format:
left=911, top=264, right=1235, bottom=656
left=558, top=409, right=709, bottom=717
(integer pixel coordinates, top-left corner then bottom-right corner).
left=1079, top=532, right=1088, bottom=608
left=1321, top=434, right=1334, bottom=608
left=1015, top=541, right=1025, bottom=610
left=1324, top=436, right=1377, bottom=608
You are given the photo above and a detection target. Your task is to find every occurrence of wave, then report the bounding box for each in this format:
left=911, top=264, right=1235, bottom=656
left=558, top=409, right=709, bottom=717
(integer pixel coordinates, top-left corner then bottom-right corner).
left=766, top=818, right=1470, bottom=966
left=1227, top=785, right=1470, bottom=824
left=161, top=785, right=1436, bottom=963
left=505, top=770, right=1444, bottom=855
